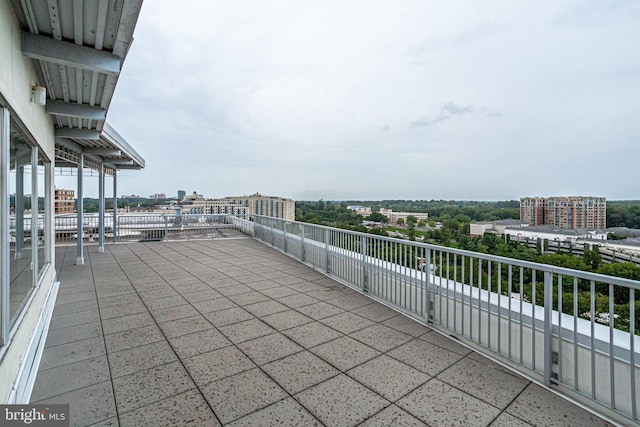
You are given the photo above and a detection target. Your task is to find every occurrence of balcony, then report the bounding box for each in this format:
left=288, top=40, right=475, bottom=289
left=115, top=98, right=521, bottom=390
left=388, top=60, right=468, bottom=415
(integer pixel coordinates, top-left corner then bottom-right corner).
left=30, top=229, right=614, bottom=425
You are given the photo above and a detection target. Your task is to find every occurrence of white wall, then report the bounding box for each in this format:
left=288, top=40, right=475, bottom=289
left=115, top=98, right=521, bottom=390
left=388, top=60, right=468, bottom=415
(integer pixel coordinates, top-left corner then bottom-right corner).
left=0, top=0, right=57, bottom=403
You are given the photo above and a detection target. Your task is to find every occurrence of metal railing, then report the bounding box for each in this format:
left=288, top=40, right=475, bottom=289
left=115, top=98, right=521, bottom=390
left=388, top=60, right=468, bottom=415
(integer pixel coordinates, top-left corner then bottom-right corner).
left=252, top=215, right=640, bottom=424
left=115, top=214, right=251, bottom=242
left=12, top=214, right=254, bottom=244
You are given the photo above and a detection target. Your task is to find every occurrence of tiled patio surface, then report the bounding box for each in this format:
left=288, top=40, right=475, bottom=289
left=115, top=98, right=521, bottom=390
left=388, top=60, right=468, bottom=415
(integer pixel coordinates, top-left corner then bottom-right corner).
left=31, top=238, right=612, bottom=426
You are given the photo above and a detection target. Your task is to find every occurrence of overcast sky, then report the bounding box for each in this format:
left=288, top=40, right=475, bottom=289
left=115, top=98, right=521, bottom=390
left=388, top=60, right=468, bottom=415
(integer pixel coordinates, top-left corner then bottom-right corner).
left=97, top=1, right=639, bottom=201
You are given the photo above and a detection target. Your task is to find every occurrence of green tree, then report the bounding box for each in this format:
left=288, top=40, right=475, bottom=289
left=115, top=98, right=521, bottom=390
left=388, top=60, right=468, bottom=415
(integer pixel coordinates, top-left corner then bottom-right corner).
left=397, top=218, right=405, bottom=226
left=583, top=248, right=603, bottom=271
left=366, top=212, right=388, bottom=223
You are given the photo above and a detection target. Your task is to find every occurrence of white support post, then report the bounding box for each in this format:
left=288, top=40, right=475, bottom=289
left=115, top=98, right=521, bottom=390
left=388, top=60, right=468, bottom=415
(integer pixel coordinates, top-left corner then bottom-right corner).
left=112, top=171, right=117, bottom=243
left=98, top=162, right=105, bottom=252
left=76, top=154, right=84, bottom=265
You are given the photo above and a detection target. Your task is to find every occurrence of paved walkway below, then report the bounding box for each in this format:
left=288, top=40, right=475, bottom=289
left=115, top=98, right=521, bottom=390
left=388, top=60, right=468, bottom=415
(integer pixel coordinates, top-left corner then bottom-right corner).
left=31, top=239, right=612, bottom=426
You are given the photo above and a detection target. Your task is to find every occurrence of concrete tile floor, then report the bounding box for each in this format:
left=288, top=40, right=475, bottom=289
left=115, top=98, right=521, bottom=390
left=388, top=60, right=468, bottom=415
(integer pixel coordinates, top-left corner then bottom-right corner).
left=30, top=239, right=613, bottom=426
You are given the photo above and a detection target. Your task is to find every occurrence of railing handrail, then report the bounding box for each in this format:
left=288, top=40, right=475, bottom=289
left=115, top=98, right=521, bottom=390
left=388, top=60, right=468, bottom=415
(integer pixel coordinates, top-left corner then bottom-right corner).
left=253, top=215, right=640, bottom=290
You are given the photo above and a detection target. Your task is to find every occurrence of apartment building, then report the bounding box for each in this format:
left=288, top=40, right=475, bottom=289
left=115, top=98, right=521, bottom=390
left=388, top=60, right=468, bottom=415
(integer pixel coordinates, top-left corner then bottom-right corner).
left=520, top=196, right=606, bottom=229
left=54, top=188, right=75, bottom=214
left=183, top=193, right=295, bottom=221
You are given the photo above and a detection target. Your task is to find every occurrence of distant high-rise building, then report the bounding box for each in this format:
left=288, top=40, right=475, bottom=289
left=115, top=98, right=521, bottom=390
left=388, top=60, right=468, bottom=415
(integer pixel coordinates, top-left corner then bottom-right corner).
left=150, top=193, right=166, bottom=199
left=520, top=196, right=606, bottom=229
left=177, top=190, right=186, bottom=201
left=54, top=188, right=75, bottom=214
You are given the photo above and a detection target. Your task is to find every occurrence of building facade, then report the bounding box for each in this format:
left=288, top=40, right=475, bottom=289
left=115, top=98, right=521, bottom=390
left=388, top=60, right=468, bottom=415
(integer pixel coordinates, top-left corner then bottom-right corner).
left=347, top=206, right=372, bottom=216
left=379, top=208, right=429, bottom=224
left=183, top=193, right=295, bottom=221
left=520, top=196, right=606, bottom=230
left=54, top=188, right=75, bottom=214
left=1, top=0, right=144, bottom=404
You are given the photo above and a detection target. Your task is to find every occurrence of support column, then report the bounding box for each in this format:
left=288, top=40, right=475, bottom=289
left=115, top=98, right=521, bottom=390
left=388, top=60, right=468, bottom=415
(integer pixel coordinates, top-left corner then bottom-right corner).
left=112, top=171, right=117, bottom=243
left=31, top=147, right=38, bottom=284
left=98, top=162, right=105, bottom=252
left=1, top=108, right=10, bottom=345
left=15, top=165, right=23, bottom=259
left=76, top=154, right=84, bottom=265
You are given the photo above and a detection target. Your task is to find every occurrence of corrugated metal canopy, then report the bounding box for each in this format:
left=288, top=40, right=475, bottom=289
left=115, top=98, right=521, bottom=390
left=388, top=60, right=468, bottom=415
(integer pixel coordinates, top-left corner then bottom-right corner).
left=10, top=0, right=145, bottom=174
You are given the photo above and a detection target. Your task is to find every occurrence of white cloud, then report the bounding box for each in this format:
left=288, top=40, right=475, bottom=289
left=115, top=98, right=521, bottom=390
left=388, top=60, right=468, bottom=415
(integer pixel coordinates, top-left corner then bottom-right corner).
left=103, top=0, right=640, bottom=201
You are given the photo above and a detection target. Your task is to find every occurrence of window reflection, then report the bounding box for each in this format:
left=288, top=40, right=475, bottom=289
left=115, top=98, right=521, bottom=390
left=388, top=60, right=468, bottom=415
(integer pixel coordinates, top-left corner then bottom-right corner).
left=37, top=153, right=46, bottom=276
left=9, top=137, right=34, bottom=325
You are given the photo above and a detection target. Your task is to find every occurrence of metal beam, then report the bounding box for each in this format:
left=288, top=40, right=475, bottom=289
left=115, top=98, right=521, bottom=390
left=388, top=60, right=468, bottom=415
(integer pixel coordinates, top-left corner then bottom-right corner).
left=55, top=137, right=83, bottom=153
left=108, top=159, right=134, bottom=165
left=111, top=164, right=143, bottom=170
left=21, top=32, right=121, bottom=75
left=83, top=148, right=121, bottom=156
left=55, top=128, right=100, bottom=140
left=46, top=100, right=106, bottom=121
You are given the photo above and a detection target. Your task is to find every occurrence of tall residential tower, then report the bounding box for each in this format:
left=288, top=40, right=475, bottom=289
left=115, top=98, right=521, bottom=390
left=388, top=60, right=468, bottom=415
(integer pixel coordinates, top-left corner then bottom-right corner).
left=520, top=196, right=606, bottom=229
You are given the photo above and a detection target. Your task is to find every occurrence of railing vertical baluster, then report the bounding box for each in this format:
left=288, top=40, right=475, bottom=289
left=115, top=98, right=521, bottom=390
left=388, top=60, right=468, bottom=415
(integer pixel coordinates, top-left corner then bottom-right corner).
left=425, top=246, right=432, bottom=322
left=558, top=275, right=563, bottom=384
left=468, top=257, right=473, bottom=339
left=532, top=270, right=537, bottom=371
left=324, top=228, right=330, bottom=273
left=299, top=223, right=305, bottom=262
left=573, top=277, right=579, bottom=392
left=478, top=258, right=482, bottom=345
left=283, top=222, right=288, bottom=253
left=453, top=254, right=458, bottom=333
left=488, top=260, right=492, bottom=350
left=630, top=288, right=637, bottom=420
left=461, top=255, right=466, bottom=336
left=544, top=270, right=553, bottom=385
left=508, top=265, right=512, bottom=359
left=362, top=235, right=368, bottom=293
left=609, top=283, right=615, bottom=409
left=519, top=268, right=524, bottom=365
left=590, top=279, right=596, bottom=399
left=497, top=263, right=501, bottom=353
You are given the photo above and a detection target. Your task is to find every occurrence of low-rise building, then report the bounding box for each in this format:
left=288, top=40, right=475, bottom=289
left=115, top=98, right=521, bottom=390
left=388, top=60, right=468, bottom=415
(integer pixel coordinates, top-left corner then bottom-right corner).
left=347, top=205, right=372, bottom=216
left=379, top=208, right=428, bottom=224
left=470, top=219, right=528, bottom=237
left=504, top=225, right=607, bottom=244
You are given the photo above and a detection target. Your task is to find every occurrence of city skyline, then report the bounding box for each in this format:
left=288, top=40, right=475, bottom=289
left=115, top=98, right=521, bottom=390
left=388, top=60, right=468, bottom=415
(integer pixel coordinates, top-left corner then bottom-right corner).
left=59, top=1, right=639, bottom=200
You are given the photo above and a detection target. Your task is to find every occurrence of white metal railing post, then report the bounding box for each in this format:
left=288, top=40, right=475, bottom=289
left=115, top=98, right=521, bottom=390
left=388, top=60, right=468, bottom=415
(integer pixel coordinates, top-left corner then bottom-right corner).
left=543, top=270, right=554, bottom=385
left=300, top=224, right=305, bottom=262
left=283, top=222, right=288, bottom=253
left=425, top=247, right=432, bottom=322
left=98, top=162, right=105, bottom=252
left=112, top=171, right=117, bottom=243
left=76, top=153, right=84, bottom=265
left=361, top=235, right=368, bottom=292
left=270, top=218, right=275, bottom=247
left=324, top=228, right=330, bottom=273
left=163, top=215, right=168, bottom=242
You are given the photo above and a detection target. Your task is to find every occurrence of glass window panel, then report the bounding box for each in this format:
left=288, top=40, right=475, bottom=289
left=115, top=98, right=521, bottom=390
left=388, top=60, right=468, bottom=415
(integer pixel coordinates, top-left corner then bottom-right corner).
left=9, top=137, right=34, bottom=325
left=37, top=153, right=47, bottom=277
